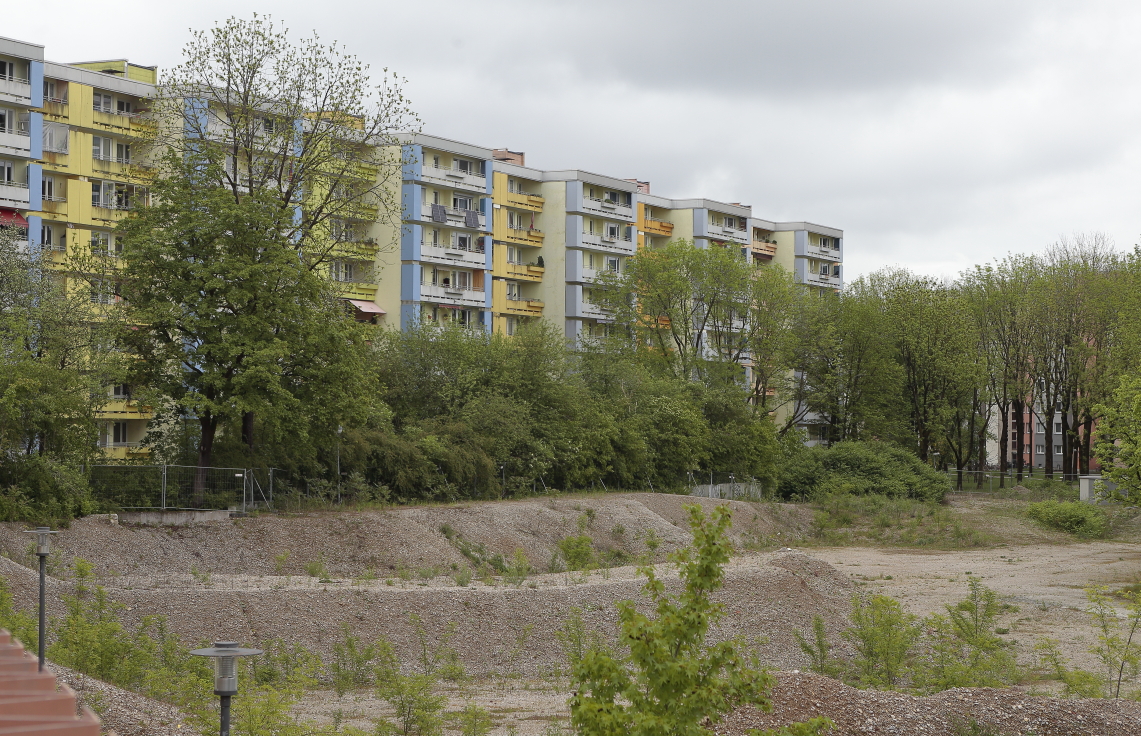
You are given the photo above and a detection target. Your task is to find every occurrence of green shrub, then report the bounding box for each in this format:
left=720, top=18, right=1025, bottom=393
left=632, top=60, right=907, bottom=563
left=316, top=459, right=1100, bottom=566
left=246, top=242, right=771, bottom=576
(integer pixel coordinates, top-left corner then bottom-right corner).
left=778, top=441, right=948, bottom=503
left=1027, top=500, right=1109, bottom=538
left=557, top=535, right=595, bottom=571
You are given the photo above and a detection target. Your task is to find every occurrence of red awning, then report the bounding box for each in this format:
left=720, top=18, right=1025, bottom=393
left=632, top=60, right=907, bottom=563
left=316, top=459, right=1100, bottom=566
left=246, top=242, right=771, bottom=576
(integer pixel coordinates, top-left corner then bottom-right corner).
left=347, top=299, right=386, bottom=315
left=0, top=209, right=28, bottom=227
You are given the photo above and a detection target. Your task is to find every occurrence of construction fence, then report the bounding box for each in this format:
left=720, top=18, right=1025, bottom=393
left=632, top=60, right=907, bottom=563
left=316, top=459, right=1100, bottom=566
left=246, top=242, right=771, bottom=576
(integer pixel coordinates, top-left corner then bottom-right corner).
left=87, top=465, right=280, bottom=511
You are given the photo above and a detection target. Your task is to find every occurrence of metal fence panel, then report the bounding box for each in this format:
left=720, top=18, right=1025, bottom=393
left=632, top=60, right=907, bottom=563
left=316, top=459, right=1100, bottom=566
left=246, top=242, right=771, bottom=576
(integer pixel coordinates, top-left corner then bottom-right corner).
left=88, top=465, right=279, bottom=511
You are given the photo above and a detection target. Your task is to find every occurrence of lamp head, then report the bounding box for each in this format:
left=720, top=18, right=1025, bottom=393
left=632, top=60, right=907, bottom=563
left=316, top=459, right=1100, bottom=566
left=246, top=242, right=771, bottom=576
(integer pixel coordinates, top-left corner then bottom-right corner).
left=190, top=641, right=263, bottom=695
left=23, top=527, right=57, bottom=556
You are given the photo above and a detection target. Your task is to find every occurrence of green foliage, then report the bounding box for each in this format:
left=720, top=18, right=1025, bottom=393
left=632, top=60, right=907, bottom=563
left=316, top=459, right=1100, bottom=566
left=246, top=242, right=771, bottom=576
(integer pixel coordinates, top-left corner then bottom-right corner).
left=331, top=625, right=378, bottom=696
left=809, top=493, right=991, bottom=548
left=793, top=615, right=841, bottom=678
left=842, top=594, right=922, bottom=689
left=556, top=607, right=603, bottom=669
left=1097, top=372, right=1141, bottom=502
left=1026, top=500, right=1109, bottom=538
left=0, top=575, right=37, bottom=650
left=569, top=504, right=829, bottom=736
left=917, top=578, right=1019, bottom=691
left=409, top=613, right=465, bottom=682
left=1087, top=587, right=1141, bottom=698
left=779, top=441, right=949, bottom=502
left=504, top=548, right=533, bottom=586
left=452, top=702, right=492, bottom=736
left=557, top=535, right=596, bottom=572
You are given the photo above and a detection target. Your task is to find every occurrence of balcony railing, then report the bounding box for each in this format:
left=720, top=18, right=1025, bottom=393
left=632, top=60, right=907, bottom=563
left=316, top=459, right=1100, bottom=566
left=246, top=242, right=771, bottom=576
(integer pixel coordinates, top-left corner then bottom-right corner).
left=0, top=73, right=29, bottom=84
left=0, top=180, right=28, bottom=188
left=428, top=163, right=485, bottom=179
left=0, top=126, right=30, bottom=137
left=93, top=154, right=132, bottom=165
left=44, top=95, right=68, bottom=104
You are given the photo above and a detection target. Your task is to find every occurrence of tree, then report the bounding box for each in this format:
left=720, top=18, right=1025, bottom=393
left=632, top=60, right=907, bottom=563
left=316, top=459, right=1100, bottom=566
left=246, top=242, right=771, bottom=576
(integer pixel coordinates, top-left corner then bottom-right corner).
left=569, top=504, right=830, bottom=736
left=118, top=16, right=416, bottom=495
left=0, top=229, right=113, bottom=521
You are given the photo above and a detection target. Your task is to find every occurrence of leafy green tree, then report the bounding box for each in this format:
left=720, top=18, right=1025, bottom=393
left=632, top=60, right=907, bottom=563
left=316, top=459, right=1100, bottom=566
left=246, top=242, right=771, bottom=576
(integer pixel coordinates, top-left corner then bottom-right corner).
left=918, top=579, right=1018, bottom=691
left=569, top=504, right=830, bottom=736
left=0, top=230, right=110, bottom=522
left=794, top=615, right=842, bottom=678
left=842, top=593, right=921, bottom=689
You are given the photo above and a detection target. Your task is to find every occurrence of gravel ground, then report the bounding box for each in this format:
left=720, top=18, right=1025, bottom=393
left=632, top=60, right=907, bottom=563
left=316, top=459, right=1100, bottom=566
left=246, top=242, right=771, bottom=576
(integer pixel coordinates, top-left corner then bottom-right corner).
left=51, top=664, right=190, bottom=736
left=720, top=672, right=1141, bottom=735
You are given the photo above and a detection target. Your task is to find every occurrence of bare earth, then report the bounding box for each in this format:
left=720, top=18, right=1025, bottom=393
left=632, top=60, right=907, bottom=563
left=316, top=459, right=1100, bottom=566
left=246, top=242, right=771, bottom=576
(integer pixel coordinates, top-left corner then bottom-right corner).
left=3, top=493, right=1141, bottom=735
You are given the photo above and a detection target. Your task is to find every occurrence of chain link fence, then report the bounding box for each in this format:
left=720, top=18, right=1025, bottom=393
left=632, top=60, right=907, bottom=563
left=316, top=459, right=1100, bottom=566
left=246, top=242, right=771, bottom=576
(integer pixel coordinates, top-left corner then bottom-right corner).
left=88, top=465, right=279, bottom=511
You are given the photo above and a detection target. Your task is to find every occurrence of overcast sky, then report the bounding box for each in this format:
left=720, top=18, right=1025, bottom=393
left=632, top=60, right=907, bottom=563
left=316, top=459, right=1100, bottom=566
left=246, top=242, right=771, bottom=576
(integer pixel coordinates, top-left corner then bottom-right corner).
left=10, top=0, right=1141, bottom=278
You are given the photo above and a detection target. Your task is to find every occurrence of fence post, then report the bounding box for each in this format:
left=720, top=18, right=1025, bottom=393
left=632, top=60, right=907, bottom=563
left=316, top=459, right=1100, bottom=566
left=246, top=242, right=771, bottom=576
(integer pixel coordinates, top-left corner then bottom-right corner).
left=242, top=470, right=248, bottom=514
left=161, top=465, right=167, bottom=510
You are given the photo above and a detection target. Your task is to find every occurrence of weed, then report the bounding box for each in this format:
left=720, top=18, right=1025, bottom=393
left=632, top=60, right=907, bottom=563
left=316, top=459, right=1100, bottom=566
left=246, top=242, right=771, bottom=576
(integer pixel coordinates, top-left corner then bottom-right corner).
left=1027, top=501, right=1109, bottom=538
left=440, top=525, right=507, bottom=573
left=273, top=550, right=290, bottom=575
left=557, top=535, right=595, bottom=571
left=842, top=593, right=921, bottom=689
left=452, top=702, right=492, bottom=736
left=504, top=549, right=533, bottom=586
left=610, top=524, right=625, bottom=538
left=409, top=613, right=465, bottom=682
left=397, top=564, right=413, bottom=582
left=417, top=566, right=439, bottom=581
left=453, top=566, right=473, bottom=587
left=305, top=557, right=329, bottom=579
left=189, top=565, right=211, bottom=587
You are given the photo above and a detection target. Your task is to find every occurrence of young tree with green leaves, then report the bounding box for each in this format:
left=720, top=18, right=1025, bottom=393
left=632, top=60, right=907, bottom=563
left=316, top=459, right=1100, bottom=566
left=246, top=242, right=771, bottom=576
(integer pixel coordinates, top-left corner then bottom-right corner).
left=569, top=504, right=830, bottom=736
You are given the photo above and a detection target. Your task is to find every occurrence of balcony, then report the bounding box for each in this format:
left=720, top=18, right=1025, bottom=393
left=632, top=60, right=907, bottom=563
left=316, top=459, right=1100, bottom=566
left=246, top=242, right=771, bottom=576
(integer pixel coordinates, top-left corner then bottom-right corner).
left=92, top=109, right=153, bottom=134
left=420, top=282, right=486, bottom=308
left=419, top=163, right=486, bottom=193
left=505, top=190, right=543, bottom=212
left=751, top=240, right=777, bottom=259
left=504, top=294, right=544, bottom=316
left=505, top=262, right=544, bottom=282
left=0, top=180, right=29, bottom=209
left=420, top=206, right=487, bottom=231
left=0, top=127, right=30, bottom=158
left=706, top=223, right=749, bottom=245
left=502, top=226, right=543, bottom=246
left=0, top=75, right=31, bottom=105
left=421, top=242, right=487, bottom=267
left=643, top=215, right=674, bottom=237
left=581, top=230, right=635, bottom=254
left=579, top=300, right=610, bottom=318
left=582, top=196, right=634, bottom=221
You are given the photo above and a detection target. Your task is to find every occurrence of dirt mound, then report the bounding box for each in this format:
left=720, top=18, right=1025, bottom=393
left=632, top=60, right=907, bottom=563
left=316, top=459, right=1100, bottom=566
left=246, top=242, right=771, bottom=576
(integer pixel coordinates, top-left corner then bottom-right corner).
left=0, top=494, right=813, bottom=580
left=722, top=672, right=1141, bottom=735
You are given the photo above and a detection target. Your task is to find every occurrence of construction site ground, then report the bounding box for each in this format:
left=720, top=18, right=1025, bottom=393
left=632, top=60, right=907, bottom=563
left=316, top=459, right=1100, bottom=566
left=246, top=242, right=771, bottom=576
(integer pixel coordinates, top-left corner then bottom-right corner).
left=3, top=491, right=1141, bottom=735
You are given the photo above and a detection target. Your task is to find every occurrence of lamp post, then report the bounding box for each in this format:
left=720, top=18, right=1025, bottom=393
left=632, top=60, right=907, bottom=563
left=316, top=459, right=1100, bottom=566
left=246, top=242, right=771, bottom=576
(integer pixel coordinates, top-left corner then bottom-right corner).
left=190, top=641, right=263, bottom=736
left=22, top=527, right=56, bottom=671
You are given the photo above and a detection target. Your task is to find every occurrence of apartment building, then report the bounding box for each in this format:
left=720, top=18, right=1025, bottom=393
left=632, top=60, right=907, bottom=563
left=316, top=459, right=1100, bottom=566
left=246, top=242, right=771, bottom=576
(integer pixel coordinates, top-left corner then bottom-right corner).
left=1, top=36, right=156, bottom=459
left=2, top=33, right=845, bottom=455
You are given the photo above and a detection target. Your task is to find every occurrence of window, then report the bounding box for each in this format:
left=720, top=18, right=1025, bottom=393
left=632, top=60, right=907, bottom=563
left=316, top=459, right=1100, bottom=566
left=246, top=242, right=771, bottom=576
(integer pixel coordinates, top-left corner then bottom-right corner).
left=585, top=252, right=599, bottom=271
left=92, top=137, right=109, bottom=160
left=93, top=93, right=113, bottom=113
left=820, top=263, right=829, bottom=276
left=43, top=122, right=68, bottom=154
left=506, top=282, right=520, bottom=299
left=262, top=117, right=275, bottom=134
left=1054, top=445, right=1062, bottom=454
left=505, top=316, right=517, bottom=336
left=457, top=158, right=472, bottom=174
left=453, top=195, right=473, bottom=211
left=820, top=237, right=831, bottom=248
left=41, top=176, right=55, bottom=200
left=90, top=231, right=120, bottom=255
left=606, top=257, right=620, bottom=272
left=40, top=224, right=53, bottom=247
left=454, top=232, right=472, bottom=251
left=90, top=280, right=112, bottom=304
left=428, top=228, right=439, bottom=246
left=604, top=223, right=620, bottom=240
left=507, top=211, right=520, bottom=229
left=0, top=109, right=11, bottom=134
left=112, top=421, right=128, bottom=445
left=507, top=246, right=521, bottom=264
left=111, top=384, right=130, bottom=399
left=1036, top=444, right=1045, bottom=454
left=43, top=80, right=66, bottom=103
left=832, top=264, right=841, bottom=278
left=0, top=61, right=14, bottom=81
left=1055, top=422, right=1062, bottom=433
left=117, top=99, right=132, bottom=115
left=331, top=261, right=355, bottom=282
left=0, top=160, right=14, bottom=183
left=508, top=178, right=517, bottom=193
left=116, top=142, right=131, bottom=164
left=432, top=155, right=440, bottom=168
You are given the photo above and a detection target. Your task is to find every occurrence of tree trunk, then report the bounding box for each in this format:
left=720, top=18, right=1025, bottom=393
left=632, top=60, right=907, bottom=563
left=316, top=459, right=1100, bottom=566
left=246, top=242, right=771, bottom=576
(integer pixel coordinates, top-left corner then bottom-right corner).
left=1013, top=398, right=1025, bottom=482
left=1061, top=409, right=1072, bottom=480
left=1043, top=405, right=1056, bottom=479
left=977, top=423, right=987, bottom=489
left=998, top=403, right=1009, bottom=488
left=194, top=415, right=218, bottom=507
left=242, top=411, right=255, bottom=455
left=1080, top=415, right=1094, bottom=474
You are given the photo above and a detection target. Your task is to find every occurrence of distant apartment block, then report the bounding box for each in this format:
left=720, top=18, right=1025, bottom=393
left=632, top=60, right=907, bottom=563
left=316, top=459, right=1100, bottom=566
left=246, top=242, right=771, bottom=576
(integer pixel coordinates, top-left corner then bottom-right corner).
left=0, top=34, right=845, bottom=455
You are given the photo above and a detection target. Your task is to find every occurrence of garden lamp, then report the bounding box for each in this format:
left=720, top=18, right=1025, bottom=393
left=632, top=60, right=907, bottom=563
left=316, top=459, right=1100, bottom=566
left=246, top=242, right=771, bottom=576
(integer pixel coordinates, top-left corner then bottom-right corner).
left=190, top=641, right=263, bottom=736
left=22, top=526, right=56, bottom=671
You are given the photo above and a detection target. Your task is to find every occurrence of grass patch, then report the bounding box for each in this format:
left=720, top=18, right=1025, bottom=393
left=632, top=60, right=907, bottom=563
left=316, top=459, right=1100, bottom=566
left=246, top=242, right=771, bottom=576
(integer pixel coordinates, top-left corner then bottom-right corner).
left=806, top=493, right=995, bottom=548
left=1026, top=500, right=1108, bottom=538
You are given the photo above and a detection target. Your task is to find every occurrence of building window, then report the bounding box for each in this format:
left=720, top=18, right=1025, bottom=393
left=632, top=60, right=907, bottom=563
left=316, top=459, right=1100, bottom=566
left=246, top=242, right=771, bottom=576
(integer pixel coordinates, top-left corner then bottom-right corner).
left=453, top=194, right=473, bottom=211
left=113, top=421, right=128, bottom=445
left=506, top=282, right=520, bottom=300
left=117, top=99, right=132, bottom=115
left=1036, top=444, right=1045, bottom=454
left=93, top=93, right=113, bottom=113
left=0, top=159, right=13, bottom=183
left=507, top=246, right=521, bottom=264
left=1054, top=444, right=1062, bottom=454
left=111, top=384, right=130, bottom=399
left=1055, top=422, right=1062, bottom=433
left=505, top=316, right=517, bottom=336
left=606, top=256, right=620, bottom=273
